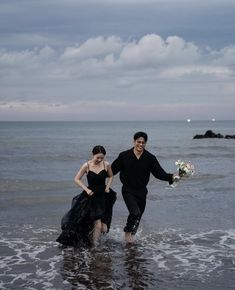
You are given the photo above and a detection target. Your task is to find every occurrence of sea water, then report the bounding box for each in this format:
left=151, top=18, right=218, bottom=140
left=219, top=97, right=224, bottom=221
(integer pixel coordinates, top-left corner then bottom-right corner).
left=0, top=121, right=235, bottom=289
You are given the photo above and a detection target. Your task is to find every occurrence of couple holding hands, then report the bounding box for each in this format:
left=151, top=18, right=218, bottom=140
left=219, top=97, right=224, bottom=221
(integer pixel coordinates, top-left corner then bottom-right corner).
left=57, top=131, right=177, bottom=247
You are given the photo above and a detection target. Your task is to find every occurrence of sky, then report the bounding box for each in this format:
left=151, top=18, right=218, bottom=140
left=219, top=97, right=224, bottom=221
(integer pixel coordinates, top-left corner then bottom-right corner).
left=0, top=0, right=235, bottom=121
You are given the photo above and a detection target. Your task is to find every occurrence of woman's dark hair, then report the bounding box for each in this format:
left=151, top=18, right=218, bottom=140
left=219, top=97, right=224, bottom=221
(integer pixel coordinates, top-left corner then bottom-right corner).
left=92, top=145, right=106, bottom=155
left=133, top=131, right=148, bottom=142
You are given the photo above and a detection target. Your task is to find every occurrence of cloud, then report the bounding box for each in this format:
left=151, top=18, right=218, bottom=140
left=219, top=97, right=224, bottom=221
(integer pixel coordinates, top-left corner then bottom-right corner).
left=0, top=101, right=64, bottom=110
left=211, top=46, right=235, bottom=66
left=1, top=0, right=235, bottom=52
left=1, top=98, right=232, bottom=121
left=0, top=34, right=235, bottom=120
left=61, top=36, right=123, bottom=60
left=160, top=65, right=233, bottom=79
left=118, top=35, right=199, bottom=68
left=0, top=46, right=55, bottom=66
left=1, top=34, right=234, bottom=82
left=0, top=99, right=129, bottom=121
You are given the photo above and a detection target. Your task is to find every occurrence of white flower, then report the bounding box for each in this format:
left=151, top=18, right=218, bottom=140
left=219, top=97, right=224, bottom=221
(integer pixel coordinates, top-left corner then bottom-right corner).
left=175, top=160, right=195, bottom=177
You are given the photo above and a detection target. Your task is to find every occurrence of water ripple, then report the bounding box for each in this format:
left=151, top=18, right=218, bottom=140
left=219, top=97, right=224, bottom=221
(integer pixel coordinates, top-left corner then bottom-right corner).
left=0, top=225, right=235, bottom=289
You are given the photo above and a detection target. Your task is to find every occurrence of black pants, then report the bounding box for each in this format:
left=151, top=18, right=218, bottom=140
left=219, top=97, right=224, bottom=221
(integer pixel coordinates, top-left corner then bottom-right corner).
left=122, top=189, right=147, bottom=235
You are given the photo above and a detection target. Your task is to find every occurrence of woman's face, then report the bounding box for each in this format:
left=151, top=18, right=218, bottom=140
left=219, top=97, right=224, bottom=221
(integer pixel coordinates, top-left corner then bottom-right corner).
left=92, top=153, right=105, bottom=164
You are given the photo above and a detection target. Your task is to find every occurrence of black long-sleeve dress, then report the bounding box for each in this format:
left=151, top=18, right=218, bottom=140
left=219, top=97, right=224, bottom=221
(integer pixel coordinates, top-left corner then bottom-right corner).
left=56, top=169, right=116, bottom=247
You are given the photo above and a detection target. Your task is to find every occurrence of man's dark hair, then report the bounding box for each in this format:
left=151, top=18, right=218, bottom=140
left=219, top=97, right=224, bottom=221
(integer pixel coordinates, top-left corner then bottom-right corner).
left=133, top=131, right=148, bottom=142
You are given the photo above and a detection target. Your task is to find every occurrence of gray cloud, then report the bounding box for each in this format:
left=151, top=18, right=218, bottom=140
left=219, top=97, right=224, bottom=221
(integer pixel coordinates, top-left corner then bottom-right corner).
left=0, top=34, right=235, bottom=120
left=0, top=0, right=235, bottom=120
left=1, top=0, right=235, bottom=50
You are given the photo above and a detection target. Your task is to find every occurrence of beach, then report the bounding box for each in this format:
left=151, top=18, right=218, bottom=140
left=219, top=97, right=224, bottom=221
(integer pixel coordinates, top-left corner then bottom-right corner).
left=0, top=121, right=235, bottom=289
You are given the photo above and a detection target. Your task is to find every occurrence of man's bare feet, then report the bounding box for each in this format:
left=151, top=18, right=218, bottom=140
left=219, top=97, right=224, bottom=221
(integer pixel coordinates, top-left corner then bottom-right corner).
left=125, top=232, right=134, bottom=244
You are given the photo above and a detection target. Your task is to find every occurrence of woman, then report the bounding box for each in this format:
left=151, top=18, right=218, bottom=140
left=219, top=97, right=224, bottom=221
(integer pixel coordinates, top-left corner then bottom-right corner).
left=56, top=145, right=116, bottom=247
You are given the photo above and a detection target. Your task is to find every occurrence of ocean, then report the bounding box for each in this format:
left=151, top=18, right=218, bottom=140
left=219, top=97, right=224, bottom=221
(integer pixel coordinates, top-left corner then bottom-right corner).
left=0, top=121, right=235, bottom=290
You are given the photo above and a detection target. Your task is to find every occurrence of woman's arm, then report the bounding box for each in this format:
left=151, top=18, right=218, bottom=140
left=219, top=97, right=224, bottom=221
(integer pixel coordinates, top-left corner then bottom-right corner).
left=105, top=162, right=113, bottom=193
left=74, top=163, right=93, bottom=195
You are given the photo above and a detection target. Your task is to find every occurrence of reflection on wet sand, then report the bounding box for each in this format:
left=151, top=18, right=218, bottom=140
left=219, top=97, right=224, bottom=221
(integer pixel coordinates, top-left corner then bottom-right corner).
left=60, top=245, right=117, bottom=289
left=123, top=243, right=156, bottom=290
left=60, top=241, right=157, bottom=290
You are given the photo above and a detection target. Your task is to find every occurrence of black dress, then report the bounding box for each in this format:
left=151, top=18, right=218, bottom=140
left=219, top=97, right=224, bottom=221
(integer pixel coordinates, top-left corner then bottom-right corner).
left=56, top=166, right=116, bottom=247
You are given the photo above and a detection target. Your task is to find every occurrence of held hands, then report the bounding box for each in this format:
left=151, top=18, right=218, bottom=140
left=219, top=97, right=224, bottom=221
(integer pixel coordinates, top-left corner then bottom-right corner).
left=86, top=189, right=94, bottom=196
left=105, top=187, right=110, bottom=193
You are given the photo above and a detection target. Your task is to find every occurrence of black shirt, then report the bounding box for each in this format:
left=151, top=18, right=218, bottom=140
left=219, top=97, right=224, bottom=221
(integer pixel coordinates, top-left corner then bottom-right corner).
left=111, top=148, right=173, bottom=193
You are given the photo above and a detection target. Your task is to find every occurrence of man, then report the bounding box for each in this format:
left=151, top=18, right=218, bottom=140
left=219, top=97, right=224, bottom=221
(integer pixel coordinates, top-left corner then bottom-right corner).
left=111, top=131, right=175, bottom=243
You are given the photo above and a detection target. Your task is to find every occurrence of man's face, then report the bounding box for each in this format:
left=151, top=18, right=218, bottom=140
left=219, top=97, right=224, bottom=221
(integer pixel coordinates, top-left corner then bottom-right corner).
left=134, top=137, right=146, bottom=153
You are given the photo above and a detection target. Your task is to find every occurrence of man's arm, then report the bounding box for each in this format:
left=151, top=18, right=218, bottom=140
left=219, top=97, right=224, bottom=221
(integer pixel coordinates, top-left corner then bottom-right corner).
left=111, top=153, right=123, bottom=175
left=150, top=156, right=174, bottom=184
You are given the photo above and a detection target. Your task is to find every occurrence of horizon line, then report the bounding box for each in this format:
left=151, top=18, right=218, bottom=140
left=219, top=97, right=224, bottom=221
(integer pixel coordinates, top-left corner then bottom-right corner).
left=0, top=119, right=235, bottom=122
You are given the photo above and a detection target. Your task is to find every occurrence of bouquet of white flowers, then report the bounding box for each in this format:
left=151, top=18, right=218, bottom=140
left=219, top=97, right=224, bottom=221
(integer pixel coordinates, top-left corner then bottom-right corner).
left=175, top=160, right=195, bottom=177
left=171, top=160, right=195, bottom=187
